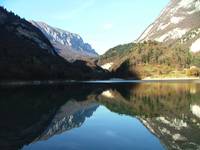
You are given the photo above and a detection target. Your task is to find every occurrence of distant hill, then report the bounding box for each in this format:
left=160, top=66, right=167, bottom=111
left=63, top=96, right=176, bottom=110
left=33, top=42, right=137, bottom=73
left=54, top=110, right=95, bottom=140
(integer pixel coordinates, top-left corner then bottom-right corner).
left=30, top=21, right=98, bottom=62
left=0, top=7, right=108, bottom=81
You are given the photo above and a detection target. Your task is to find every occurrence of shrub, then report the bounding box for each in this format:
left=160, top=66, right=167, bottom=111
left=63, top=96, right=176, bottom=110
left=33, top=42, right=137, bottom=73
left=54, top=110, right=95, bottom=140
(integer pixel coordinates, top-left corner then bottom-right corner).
left=186, top=66, right=200, bottom=77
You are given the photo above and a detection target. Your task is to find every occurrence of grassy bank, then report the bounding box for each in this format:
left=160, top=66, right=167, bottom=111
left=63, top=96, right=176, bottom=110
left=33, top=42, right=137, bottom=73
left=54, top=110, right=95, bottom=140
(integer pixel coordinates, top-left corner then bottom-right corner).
left=134, top=64, right=200, bottom=79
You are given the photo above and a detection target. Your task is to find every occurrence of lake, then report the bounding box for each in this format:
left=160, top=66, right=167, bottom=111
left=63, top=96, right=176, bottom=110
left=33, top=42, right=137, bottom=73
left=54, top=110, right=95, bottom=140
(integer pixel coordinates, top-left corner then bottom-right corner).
left=0, top=81, right=200, bottom=150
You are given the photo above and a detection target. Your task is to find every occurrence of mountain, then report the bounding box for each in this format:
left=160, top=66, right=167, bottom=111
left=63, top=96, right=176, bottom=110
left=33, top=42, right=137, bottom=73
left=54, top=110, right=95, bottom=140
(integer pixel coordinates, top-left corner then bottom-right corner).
left=99, top=0, right=200, bottom=78
left=137, top=0, right=200, bottom=52
left=0, top=7, right=108, bottom=81
left=30, top=21, right=98, bottom=62
left=36, top=101, right=99, bottom=141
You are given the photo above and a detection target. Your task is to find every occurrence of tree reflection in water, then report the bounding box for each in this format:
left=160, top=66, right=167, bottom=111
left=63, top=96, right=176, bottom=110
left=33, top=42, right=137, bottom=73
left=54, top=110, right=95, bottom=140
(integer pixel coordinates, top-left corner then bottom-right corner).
left=0, top=82, right=199, bottom=150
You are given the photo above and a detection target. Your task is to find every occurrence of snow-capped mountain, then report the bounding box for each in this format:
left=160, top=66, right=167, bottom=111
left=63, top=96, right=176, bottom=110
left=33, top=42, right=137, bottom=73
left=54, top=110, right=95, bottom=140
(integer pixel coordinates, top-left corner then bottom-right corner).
left=31, top=21, right=98, bottom=61
left=137, top=0, right=200, bottom=52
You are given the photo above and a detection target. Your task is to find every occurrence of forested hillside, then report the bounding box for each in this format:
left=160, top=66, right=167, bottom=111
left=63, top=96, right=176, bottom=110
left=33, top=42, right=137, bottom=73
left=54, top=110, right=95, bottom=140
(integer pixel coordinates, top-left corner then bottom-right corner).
left=0, top=7, right=108, bottom=81
left=99, top=41, right=200, bottom=78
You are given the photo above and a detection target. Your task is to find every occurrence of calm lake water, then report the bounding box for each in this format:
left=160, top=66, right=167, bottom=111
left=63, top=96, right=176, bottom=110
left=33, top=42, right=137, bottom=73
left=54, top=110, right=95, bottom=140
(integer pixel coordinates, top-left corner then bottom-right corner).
left=0, top=81, right=200, bottom=150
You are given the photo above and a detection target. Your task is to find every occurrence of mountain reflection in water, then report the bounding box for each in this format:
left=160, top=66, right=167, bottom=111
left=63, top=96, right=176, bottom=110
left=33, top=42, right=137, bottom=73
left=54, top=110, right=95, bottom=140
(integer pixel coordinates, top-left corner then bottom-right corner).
left=0, top=82, right=200, bottom=150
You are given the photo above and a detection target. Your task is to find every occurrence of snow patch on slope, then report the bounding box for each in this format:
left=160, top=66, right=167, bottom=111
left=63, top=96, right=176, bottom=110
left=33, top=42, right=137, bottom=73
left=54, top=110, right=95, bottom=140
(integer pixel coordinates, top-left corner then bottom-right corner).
left=190, top=38, right=200, bottom=52
left=157, top=23, right=170, bottom=31
left=179, top=0, right=196, bottom=9
left=155, top=28, right=189, bottom=42
left=101, top=90, right=115, bottom=98
left=188, top=1, right=200, bottom=14
left=170, top=17, right=184, bottom=24
left=169, top=0, right=196, bottom=15
left=101, top=63, right=113, bottom=70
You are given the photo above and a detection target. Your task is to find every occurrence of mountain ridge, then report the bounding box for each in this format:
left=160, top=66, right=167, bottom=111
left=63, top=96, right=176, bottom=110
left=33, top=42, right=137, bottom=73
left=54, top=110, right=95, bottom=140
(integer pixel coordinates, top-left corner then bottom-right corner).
left=99, top=0, right=200, bottom=78
left=0, top=6, right=108, bottom=81
left=137, top=0, right=200, bottom=53
left=30, top=21, right=98, bottom=62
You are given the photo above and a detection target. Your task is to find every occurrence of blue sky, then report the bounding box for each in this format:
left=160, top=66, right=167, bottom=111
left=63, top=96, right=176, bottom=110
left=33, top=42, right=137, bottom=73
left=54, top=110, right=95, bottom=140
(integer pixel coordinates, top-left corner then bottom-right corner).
left=1, top=0, right=169, bottom=54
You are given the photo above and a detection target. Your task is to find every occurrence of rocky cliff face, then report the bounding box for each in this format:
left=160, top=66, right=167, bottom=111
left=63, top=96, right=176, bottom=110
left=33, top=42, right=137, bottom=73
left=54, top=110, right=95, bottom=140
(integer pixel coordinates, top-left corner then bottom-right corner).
left=31, top=21, right=98, bottom=62
left=137, top=0, right=200, bottom=52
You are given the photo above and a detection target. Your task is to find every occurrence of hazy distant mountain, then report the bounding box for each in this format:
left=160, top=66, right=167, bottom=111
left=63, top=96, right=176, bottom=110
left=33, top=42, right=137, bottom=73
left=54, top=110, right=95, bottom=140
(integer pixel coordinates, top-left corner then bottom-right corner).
left=137, top=0, right=200, bottom=52
left=30, top=21, right=98, bottom=62
left=0, top=7, right=108, bottom=81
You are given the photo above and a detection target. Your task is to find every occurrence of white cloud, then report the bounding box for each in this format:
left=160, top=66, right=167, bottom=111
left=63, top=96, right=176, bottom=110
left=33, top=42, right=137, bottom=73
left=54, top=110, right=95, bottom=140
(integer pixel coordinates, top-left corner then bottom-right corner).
left=103, top=23, right=113, bottom=30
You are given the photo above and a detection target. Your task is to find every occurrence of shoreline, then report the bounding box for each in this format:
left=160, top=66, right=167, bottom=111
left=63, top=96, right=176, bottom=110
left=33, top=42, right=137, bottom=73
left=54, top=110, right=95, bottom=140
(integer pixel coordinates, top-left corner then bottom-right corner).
left=142, top=77, right=200, bottom=81
left=0, top=77, right=199, bottom=86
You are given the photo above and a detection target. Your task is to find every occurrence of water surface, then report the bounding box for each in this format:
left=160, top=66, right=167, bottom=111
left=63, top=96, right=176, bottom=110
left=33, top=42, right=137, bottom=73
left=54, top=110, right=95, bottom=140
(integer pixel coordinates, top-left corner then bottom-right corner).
left=0, top=82, right=200, bottom=150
